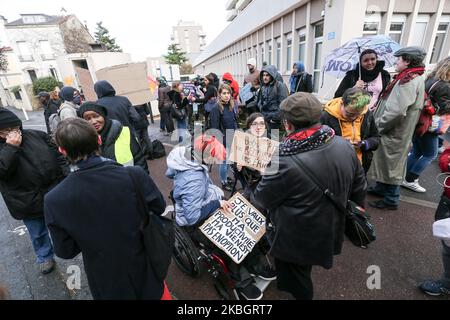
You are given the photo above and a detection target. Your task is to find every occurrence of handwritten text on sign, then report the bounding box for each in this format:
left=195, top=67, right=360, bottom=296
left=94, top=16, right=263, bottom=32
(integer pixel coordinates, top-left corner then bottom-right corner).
left=229, top=131, right=279, bottom=173
left=200, top=193, right=266, bottom=264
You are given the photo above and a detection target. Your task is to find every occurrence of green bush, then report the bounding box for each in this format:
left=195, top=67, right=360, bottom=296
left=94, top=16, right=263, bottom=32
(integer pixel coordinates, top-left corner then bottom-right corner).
left=32, top=77, right=63, bottom=95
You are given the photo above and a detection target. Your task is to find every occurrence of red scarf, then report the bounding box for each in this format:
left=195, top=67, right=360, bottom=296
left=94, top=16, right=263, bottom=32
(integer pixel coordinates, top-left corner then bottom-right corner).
left=286, top=124, right=322, bottom=141
left=380, top=67, right=425, bottom=100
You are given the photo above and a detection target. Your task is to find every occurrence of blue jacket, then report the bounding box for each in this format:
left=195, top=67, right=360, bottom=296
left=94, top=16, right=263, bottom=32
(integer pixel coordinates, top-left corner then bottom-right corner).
left=166, top=147, right=224, bottom=226
left=44, top=157, right=166, bottom=299
left=256, top=65, right=288, bottom=123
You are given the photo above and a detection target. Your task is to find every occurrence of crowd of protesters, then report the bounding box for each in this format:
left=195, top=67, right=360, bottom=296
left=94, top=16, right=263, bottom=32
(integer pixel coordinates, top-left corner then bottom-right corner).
left=1, top=44, right=450, bottom=301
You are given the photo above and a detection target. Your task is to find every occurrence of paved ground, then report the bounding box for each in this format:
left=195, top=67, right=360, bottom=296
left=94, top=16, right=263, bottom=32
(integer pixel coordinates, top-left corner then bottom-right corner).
left=0, top=106, right=448, bottom=300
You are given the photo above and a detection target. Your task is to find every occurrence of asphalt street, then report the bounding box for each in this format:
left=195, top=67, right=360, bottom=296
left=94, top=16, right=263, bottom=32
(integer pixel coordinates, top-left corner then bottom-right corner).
left=0, top=106, right=448, bottom=300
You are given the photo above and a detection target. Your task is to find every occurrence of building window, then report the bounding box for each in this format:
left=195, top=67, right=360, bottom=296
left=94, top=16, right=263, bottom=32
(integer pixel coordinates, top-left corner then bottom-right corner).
left=313, top=23, right=324, bottom=93
left=28, top=70, right=37, bottom=82
left=411, top=15, right=430, bottom=47
left=14, top=90, right=22, bottom=100
left=267, top=41, right=272, bottom=65
left=389, top=23, right=403, bottom=43
left=430, top=22, right=449, bottom=63
left=286, top=35, right=293, bottom=72
left=276, top=38, right=281, bottom=70
left=39, top=40, right=54, bottom=60
left=298, top=29, right=306, bottom=63
left=50, top=68, right=58, bottom=80
left=17, top=41, right=33, bottom=62
left=362, top=13, right=381, bottom=37
left=260, top=44, right=265, bottom=66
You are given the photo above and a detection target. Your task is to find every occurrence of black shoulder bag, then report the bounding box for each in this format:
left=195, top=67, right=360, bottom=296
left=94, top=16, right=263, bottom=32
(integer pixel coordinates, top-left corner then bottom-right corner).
left=127, top=168, right=175, bottom=280
left=291, top=157, right=376, bottom=249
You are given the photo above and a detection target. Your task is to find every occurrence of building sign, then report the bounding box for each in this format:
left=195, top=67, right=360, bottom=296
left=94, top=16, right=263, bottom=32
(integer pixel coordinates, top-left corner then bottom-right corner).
left=199, top=193, right=266, bottom=264
left=229, top=130, right=279, bottom=173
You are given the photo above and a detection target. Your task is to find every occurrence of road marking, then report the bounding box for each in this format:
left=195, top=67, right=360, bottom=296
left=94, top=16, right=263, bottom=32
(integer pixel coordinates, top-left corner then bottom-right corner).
left=7, top=225, right=27, bottom=236
left=400, top=195, right=438, bottom=209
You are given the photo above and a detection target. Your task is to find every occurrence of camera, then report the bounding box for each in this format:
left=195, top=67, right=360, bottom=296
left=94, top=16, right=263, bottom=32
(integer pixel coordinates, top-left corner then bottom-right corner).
left=193, top=75, right=205, bottom=88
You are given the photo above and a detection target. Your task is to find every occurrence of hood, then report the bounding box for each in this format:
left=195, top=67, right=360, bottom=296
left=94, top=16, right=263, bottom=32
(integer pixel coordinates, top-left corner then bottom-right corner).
left=59, top=86, right=76, bottom=102
left=166, top=146, right=207, bottom=179
left=260, top=65, right=278, bottom=84
left=167, top=89, right=180, bottom=100
left=94, top=80, right=116, bottom=98
left=324, top=98, right=346, bottom=121
left=293, top=61, right=305, bottom=73
left=324, top=98, right=368, bottom=121
left=222, top=72, right=234, bottom=82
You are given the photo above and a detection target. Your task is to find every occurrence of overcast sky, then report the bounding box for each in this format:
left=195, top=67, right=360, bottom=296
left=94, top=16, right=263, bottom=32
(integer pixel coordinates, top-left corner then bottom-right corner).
left=1, top=0, right=229, bottom=61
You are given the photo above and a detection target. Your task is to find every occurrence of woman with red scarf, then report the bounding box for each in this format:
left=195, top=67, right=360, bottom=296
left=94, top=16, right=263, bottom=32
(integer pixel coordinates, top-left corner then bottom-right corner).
left=368, top=46, right=427, bottom=210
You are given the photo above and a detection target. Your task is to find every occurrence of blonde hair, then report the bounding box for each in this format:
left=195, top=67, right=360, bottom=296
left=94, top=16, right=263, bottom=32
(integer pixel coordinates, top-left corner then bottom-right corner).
left=428, top=57, right=450, bottom=82
left=50, top=90, right=59, bottom=100
left=218, top=84, right=234, bottom=112
left=171, top=81, right=182, bottom=92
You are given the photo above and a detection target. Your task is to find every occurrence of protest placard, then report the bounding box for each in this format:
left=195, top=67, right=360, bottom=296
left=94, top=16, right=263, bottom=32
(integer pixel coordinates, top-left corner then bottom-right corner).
left=229, top=131, right=279, bottom=173
left=199, top=193, right=266, bottom=264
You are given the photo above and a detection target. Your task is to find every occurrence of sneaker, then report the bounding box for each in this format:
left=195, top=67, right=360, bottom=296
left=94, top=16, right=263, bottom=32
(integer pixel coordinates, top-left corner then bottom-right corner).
left=238, top=283, right=263, bottom=300
left=402, top=180, right=426, bottom=193
left=39, top=259, right=55, bottom=274
left=249, top=264, right=277, bottom=281
left=367, top=186, right=384, bottom=197
left=368, top=200, right=398, bottom=211
left=419, top=280, right=450, bottom=296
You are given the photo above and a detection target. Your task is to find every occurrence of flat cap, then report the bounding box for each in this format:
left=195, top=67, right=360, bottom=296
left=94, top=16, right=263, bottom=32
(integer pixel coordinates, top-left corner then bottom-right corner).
left=280, top=92, right=323, bottom=128
left=35, top=91, right=50, bottom=98
left=394, top=46, right=426, bottom=60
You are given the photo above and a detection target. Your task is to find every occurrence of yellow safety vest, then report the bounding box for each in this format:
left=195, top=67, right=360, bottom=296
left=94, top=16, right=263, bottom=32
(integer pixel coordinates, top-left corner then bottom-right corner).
left=114, top=126, right=134, bottom=166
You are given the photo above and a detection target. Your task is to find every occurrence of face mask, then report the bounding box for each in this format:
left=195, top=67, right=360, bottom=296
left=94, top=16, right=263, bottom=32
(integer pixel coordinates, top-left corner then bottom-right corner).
left=72, top=96, right=81, bottom=105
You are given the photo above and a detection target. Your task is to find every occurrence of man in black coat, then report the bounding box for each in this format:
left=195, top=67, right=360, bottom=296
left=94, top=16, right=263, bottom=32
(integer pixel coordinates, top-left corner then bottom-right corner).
left=36, top=91, right=61, bottom=134
left=94, top=80, right=140, bottom=133
left=254, top=93, right=367, bottom=300
left=44, top=118, right=168, bottom=299
left=0, top=108, right=67, bottom=274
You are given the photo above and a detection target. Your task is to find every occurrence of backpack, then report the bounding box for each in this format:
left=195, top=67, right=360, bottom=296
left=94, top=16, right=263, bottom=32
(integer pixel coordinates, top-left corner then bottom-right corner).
left=48, top=112, right=61, bottom=134
left=415, top=81, right=441, bottom=136
left=148, top=139, right=166, bottom=160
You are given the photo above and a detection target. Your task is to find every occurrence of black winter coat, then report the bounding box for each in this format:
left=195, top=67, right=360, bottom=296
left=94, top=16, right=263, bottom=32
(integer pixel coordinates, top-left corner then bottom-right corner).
left=426, top=78, right=450, bottom=114
left=256, top=65, right=288, bottom=123
left=167, top=90, right=188, bottom=120
left=133, top=104, right=150, bottom=130
left=334, top=68, right=391, bottom=98
left=44, top=99, right=61, bottom=134
left=94, top=80, right=141, bottom=132
left=255, top=136, right=366, bottom=269
left=0, top=130, right=67, bottom=220
left=101, top=120, right=148, bottom=174
left=291, top=73, right=313, bottom=94
left=44, top=157, right=166, bottom=299
left=320, top=111, right=380, bottom=173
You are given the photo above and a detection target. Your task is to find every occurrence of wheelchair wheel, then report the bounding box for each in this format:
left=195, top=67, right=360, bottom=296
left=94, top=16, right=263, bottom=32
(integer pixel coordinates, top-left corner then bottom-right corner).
left=173, top=225, right=203, bottom=277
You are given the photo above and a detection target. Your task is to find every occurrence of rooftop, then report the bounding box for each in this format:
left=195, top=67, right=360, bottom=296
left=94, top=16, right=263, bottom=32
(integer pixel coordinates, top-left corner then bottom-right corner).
left=5, top=14, right=63, bottom=27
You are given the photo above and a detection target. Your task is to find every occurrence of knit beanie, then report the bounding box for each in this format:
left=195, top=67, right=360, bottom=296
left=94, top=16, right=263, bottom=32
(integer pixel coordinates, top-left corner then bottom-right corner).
left=79, top=102, right=108, bottom=118
left=59, top=86, right=76, bottom=102
left=0, top=108, right=22, bottom=130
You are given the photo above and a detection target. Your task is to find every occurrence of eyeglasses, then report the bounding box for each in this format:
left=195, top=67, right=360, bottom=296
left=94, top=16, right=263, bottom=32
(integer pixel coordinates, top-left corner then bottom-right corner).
left=251, top=122, right=266, bottom=128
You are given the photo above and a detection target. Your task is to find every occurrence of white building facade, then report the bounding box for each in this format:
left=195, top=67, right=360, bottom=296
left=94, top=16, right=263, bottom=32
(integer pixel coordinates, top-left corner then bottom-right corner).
left=194, top=0, right=450, bottom=100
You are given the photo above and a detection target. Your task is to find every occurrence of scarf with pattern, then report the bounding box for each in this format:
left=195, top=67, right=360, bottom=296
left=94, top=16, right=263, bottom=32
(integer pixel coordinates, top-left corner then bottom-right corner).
left=380, top=67, right=425, bottom=100
left=280, top=124, right=335, bottom=156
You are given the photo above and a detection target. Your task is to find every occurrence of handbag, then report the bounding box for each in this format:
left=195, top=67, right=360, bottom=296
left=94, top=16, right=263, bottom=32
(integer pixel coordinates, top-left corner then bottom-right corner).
left=291, top=157, right=376, bottom=248
left=171, top=104, right=186, bottom=121
left=127, top=168, right=175, bottom=281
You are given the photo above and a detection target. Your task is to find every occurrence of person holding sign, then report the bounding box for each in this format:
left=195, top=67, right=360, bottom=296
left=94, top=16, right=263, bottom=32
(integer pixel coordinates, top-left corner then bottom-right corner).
left=255, top=93, right=366, bottom=300
left=166, top=134, right=274, bottom=300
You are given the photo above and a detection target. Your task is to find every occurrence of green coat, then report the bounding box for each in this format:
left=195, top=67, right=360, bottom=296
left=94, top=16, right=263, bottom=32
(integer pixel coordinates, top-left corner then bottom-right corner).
left=368, top=75, right=425, bottom=185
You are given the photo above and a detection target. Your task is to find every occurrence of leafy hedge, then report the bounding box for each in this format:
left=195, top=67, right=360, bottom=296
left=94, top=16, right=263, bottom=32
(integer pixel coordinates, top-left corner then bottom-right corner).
left=32, top=77, right=63, bottom=95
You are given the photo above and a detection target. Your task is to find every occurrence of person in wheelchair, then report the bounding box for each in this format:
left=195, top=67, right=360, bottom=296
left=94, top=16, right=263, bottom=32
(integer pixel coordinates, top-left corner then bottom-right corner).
left=166, top=134, right=275, bottom=300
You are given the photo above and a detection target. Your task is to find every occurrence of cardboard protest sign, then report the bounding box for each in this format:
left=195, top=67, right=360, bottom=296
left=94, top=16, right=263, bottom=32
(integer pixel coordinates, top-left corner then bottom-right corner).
left=199, top=193, right=266, bottom=264
left=96, top=62, right=151, bottom=105
left=229, top=131, right=279, bottom=173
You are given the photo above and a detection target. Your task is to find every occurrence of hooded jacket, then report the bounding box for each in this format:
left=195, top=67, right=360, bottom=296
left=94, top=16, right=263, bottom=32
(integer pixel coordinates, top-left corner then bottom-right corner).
left=0, top=129, right=67, bottom=220
left=256, top=65, right=288, bottom=123
left=166, top=147, right=224, bottom=227
left=222, top=73, right=240, bottom=99
left=321, top=98, right=380, bottom=173
left=94, top=80, right=140, bottom=131
left=289, top=62, right=313, bottom=94
left=100, top=119, right=148, bottom=173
